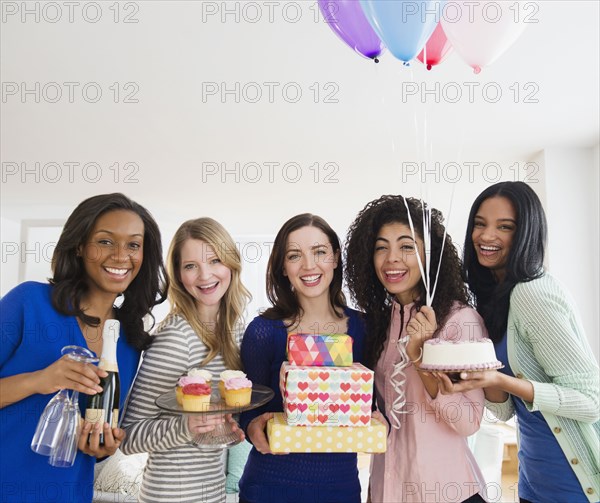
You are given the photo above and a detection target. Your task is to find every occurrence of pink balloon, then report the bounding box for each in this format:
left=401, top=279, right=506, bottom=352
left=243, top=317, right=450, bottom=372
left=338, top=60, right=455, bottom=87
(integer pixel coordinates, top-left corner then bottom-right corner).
left=417, top=23, right=453, bottom=70
left=441, top=0, right=527, bottom=73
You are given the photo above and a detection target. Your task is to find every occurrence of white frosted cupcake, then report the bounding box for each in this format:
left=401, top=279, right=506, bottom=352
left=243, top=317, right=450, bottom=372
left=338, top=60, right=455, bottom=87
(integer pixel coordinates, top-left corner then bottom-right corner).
left=218, top=370, right=246, bottom=398
left=188, top=368, right=213, bottom=384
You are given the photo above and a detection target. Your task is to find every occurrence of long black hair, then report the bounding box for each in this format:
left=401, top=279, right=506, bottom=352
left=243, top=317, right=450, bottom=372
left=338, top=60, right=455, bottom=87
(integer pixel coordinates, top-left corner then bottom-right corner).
left=463, top=181, right=546, bottom=342
left=345, top=195, right=468, bottom=368
left=50, top=193, right=168, bottom=351
left=262, top=213, right=347, bottom=324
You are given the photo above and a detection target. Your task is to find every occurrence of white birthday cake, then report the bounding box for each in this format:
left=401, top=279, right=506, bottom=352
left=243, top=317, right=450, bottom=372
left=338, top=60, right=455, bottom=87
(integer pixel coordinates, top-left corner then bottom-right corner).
left=420, top=338, right=502, bottom=371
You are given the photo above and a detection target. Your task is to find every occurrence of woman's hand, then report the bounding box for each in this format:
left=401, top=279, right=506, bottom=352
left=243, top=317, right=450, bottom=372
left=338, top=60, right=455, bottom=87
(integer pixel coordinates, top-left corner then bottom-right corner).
left=36, top=355, right=106, bottom=396
left=187, top=413, right=225, bottom=435
left=248, top=412, right=285, bottom=455
left=433, top=370, right=513, bottom=404
left=225, top=414, right=246, bottom=443
left=406, top=306, right=437, bottom=362
left=78, top=421, right=125, bottom=458
left=434, top=370, right=500, bottom=394
left=371, top=410, right=389, bottom=437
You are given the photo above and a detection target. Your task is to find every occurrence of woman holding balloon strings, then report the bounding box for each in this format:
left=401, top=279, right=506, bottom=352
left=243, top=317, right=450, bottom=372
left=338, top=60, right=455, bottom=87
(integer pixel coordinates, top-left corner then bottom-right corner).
left=0, top=193, right=168, bottom=503
left=121, top=217, right=251, bottom=503
left=345, top=195, right=487, bottom=503
left=435, top=182, right=599, bottom=503
left=238, top=213, right=367, bottom=503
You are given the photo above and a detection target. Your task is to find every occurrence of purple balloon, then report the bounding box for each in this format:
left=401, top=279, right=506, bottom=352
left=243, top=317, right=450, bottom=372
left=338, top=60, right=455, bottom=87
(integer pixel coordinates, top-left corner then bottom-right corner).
left=319, top=0, right=385, bottom=60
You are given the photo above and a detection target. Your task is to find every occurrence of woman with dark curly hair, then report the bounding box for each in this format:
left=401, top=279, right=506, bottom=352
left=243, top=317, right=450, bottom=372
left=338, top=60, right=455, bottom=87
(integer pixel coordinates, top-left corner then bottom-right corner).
left=438, top=182, right=599, bottom=503
left=0, top=193, right=168, bottom=503
left=345, top=195, right=487, bottom=503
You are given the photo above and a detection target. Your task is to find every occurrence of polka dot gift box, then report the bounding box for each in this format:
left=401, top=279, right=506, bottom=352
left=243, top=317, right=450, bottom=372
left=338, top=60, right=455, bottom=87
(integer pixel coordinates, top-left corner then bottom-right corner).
left=267, top=413, right=386, bottom=453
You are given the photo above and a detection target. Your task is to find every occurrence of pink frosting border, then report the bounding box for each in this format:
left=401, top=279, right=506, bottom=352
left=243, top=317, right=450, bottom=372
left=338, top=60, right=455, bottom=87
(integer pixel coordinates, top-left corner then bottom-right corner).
left=419, top=361, right=503, bottom=371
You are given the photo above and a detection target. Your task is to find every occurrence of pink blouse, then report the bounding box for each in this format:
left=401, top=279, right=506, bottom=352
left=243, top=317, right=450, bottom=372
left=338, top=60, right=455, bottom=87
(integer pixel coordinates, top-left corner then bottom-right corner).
left=369, top=301, right=487, bottom=503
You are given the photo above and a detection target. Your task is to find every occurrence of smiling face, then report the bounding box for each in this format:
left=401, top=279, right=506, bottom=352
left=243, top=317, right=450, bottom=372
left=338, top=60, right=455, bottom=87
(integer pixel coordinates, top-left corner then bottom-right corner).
left=471, top=196, right=517, bottom=282
left=179, top=239, right=232, bottom=316
left=373, top=222, right=424, bottom=305
left=283, top=225, right=339, bottom=305
left=80, top=210, right=144, bottom=299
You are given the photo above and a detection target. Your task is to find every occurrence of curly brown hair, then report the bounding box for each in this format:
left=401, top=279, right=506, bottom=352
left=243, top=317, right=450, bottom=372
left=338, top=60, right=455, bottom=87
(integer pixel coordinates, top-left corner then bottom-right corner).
left=344, top=195, right=469, bottom=369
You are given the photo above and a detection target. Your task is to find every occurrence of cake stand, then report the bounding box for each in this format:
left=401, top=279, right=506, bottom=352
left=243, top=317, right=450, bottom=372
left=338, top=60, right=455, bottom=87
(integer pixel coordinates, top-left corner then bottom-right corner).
left=418, top=363, right=504, bottom=382
left=155, top=384, right=274, bottom=450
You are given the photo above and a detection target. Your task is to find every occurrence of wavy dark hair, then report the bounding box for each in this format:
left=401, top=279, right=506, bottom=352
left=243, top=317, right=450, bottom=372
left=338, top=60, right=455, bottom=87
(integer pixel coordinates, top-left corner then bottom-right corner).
left=464, top=181, right=546, bottom=342
left=50, top=193, right=168, bottom=351
left=345, top=195, right=469, bottom=368
left=262, top=213, right=347, bottom=324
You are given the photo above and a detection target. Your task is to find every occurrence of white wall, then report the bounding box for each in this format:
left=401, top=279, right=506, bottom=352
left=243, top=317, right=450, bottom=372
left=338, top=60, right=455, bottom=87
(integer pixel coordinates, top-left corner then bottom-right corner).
left=541, top=146, right=600, bottom=359
left=3, top=150, right=598, bottom=362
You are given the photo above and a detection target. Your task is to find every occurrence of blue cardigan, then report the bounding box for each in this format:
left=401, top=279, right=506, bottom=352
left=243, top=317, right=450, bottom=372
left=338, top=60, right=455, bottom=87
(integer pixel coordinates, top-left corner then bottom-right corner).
left=238, top=307, right=366, bottom=503
left=0, top=282, right=140, bottom=503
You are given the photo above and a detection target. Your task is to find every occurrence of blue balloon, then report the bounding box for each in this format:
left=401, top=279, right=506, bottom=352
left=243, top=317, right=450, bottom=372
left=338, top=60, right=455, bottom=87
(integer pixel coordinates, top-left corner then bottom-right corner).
left=359, top=0, right=445, bottom=63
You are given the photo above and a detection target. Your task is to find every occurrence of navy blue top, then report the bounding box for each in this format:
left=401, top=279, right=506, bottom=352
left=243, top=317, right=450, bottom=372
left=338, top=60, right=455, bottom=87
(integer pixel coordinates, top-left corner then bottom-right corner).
left=0, top=282, right=141, bottom=503
left=238, top=308, right=366, bottom=503
left=495, top=335, right=589, bottom=503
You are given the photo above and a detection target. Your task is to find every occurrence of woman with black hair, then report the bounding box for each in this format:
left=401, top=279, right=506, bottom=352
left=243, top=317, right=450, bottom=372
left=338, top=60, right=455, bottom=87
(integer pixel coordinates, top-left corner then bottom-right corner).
left=438, top=181, right=599, bottom=503
left=238, top=213, right=366, bottom=503
left=0, top=193, right=168, bottom=503
left=345, top=195, right=487, bottom=503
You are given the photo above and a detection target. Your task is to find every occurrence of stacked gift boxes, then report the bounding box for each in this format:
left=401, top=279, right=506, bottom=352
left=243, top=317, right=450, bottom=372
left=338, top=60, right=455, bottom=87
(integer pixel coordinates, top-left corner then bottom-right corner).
left=267, top=334, right=386, bottom=453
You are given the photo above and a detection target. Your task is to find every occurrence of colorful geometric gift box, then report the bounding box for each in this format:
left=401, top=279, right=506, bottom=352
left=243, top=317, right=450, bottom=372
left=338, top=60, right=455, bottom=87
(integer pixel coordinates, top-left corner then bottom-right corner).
left=279, top=362, right=374, bottom=426
left=287, top=334, right=353, bottom=367
left=267, top=413, right=387, bottom=453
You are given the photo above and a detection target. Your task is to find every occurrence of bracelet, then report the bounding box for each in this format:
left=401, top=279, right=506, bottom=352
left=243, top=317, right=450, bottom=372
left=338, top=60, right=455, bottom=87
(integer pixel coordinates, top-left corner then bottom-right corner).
left=409, top=347, right=423, bottom=365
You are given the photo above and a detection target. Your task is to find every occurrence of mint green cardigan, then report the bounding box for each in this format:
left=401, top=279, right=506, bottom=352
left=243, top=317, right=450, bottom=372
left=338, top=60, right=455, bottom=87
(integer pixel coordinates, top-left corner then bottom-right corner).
left=486, top=273, right=599, bottom=502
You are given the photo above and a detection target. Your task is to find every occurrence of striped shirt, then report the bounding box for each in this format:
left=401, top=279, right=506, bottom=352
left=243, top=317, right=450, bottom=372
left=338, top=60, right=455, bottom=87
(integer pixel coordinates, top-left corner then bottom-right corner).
left=121, top=314, right=236, bottom=503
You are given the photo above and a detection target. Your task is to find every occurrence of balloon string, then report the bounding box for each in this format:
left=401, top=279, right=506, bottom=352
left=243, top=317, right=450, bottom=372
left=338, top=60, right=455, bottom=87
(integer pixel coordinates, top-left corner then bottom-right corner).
left=389, top=311, right=411, bottom=429
left=403, top=196, right=428, bottom=303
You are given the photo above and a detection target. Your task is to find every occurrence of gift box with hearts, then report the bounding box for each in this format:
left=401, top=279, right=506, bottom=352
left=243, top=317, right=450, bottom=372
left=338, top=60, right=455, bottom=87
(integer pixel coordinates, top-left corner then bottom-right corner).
left=279, top=362, right=374, bottom=426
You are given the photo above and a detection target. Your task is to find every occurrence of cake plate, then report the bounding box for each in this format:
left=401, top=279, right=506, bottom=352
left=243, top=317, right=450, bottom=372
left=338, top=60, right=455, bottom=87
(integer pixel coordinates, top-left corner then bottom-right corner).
left=418, top=364, right=504, bottom=382
left=155, top=384, right=274, bottom=450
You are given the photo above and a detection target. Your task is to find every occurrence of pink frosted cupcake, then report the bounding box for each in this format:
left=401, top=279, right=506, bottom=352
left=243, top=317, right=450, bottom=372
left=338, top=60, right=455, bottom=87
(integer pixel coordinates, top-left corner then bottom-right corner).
left=218, top=370, right=246, bottom=398
left=223, top=377, right=253, bottom=407
left=181, top=383, right=212, bottom=411
left=176, top=375, right=207, bottom=405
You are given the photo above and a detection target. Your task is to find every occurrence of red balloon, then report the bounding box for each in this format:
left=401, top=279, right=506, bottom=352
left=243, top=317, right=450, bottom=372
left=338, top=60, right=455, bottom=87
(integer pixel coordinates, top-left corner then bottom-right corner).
left=417, top=23, right=452, bottom=70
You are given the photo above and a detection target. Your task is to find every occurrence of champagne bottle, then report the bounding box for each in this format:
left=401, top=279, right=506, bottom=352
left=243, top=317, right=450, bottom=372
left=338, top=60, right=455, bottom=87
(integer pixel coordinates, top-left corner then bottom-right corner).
left=85, top=319, right=120, bottom=445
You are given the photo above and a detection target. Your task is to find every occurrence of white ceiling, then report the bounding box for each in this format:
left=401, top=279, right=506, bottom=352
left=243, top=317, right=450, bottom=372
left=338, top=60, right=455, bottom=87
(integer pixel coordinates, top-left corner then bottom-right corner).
left=1, top=0, right=599, bottom=220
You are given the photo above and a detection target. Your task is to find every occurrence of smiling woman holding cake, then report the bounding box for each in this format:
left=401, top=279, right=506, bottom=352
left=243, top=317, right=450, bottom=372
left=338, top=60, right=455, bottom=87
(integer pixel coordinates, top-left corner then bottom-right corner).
left=345, top=195, right=488, bottom=503
left=438, top=182, right=599, bottom=503
left=238, top=213, right=367, bottom=503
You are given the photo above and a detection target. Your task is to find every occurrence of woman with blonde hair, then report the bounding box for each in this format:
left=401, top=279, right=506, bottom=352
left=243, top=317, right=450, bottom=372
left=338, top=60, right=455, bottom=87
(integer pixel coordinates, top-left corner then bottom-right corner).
left=122, top=217, right=251, bottom=503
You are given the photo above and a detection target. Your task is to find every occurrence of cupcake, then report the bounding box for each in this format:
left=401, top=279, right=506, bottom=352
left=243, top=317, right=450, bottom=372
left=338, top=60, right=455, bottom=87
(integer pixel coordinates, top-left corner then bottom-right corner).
left=218, top=370, right=246, bottom=398
left=188, top=368, right=213, bottom=384
left=176, top=375, right=207, bottom=405
left=181, top=383, right=212, bottom=411
left=223, top=377, right=253, bottom=407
